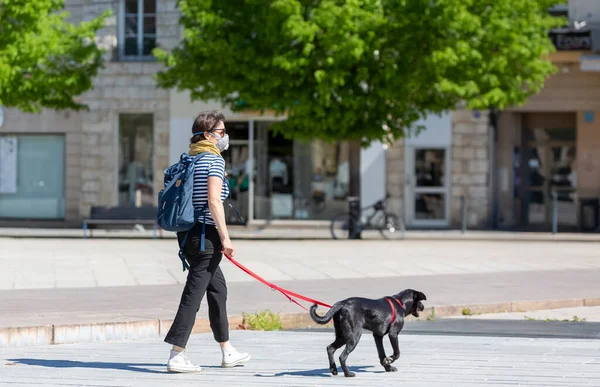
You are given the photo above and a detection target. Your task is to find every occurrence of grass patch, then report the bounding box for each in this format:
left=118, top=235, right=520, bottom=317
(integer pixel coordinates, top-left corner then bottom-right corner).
left=462, top=307, right=473, bottom=316
left=427, top=307, right=435, bottom=321
left=240, top=309, right=284, bottom=331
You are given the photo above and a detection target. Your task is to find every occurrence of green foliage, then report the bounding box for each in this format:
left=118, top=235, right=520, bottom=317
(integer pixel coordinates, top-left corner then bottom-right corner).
left=0, top=0, right=109, bottom=112
left=427, top=307, right=435, bottom=321
left=156, top=0, right=565, bottom=144
left=242, top=309, right=284, bottom=331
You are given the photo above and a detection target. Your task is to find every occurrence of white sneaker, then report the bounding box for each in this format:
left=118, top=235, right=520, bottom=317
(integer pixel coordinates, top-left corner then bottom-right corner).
left=167, top=350, right=202, bottom=373
left=221, top=346, right=251, bottom=368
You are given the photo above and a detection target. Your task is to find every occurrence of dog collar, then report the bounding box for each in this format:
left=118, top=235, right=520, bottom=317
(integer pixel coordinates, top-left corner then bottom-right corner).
left=386, top=297, right=405, bottom=324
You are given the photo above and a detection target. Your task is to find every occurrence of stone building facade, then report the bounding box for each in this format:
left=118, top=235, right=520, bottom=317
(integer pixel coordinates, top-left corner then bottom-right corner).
left=384, top=110, right=491, bottom=230
left=73, top=0, right=176, bottom=219
left=0, top=0, right=492, bottom=229
left=0, top=0, right=178, bottom=225
left=450, top=110, right=491, bottom=228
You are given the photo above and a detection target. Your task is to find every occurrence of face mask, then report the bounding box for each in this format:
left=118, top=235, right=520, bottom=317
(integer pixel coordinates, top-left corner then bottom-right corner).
left=210, top=132, right=230, bottom=152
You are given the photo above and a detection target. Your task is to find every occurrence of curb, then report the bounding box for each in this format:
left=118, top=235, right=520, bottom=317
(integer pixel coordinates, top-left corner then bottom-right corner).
left=2, top=231, right=600, bottom=243
left=2, top=297, right=599, bottom=348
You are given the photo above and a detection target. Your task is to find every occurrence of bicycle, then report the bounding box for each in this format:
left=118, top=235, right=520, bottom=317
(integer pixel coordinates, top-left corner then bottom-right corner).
left=330, top=195, right=405, bottom=240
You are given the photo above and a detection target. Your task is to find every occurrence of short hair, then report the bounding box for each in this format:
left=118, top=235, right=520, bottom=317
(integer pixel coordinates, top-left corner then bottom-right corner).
left=190, top=111, right=225, bottom=143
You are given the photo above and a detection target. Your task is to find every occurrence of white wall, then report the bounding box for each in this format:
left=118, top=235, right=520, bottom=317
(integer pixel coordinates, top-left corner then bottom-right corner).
left=169, top=117, right=194, bottom=165
left=360, top=141, right=386, bottom=208
left=404, top=112, right=453, bottom=148
left=569, top=0, right=600, bottom=23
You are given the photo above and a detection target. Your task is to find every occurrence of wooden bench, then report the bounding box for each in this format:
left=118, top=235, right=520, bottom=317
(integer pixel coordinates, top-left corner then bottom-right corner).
left=82, top=206, right=163, bottom=239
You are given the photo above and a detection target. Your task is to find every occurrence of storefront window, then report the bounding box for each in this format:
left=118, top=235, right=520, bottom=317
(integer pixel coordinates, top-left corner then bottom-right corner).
left=253, top=122, right=350, bottom=220
left=118, top=114, right=154, bottom=207
left=222, top=121, right=250, bottom=224
left=0, top=135, right=65, bottom=219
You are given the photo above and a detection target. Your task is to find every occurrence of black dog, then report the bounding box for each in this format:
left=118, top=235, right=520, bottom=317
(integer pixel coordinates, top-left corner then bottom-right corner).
left=310, top=289, right=427, bottom=377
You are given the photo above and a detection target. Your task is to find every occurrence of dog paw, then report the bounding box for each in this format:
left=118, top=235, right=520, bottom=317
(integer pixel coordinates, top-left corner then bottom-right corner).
left=330, top=367, right=338, bottom=376
left=344, top=371, right=356, bottom=378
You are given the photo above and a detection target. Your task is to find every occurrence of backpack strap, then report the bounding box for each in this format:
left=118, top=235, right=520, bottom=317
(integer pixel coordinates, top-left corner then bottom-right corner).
left=195, top=152, right=217, bottom=253
left=191, top=152, right=245, bottom=257
left=178, top=232, right=191, bottom=271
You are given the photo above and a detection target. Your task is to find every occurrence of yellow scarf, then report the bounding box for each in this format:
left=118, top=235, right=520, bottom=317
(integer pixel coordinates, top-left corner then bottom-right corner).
left=189, top=140, right=221, bottom=157
left=188, top=140, right=227, bottom=176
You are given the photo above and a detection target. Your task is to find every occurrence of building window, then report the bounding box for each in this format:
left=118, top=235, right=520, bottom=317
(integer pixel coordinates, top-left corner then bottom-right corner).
left=0, top=135, right=65, bottom=219
left=118, top=114, right=154, bottom=207
left=119, top=0, right=156, bottom=60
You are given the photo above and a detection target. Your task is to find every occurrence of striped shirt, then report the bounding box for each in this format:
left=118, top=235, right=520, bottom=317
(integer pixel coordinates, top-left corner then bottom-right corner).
left=192, top=154, right=230, bottom=226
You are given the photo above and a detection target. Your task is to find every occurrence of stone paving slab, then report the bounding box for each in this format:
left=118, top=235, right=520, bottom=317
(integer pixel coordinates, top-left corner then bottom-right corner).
left=2, top=238, right=600, bottom=290
left=1, top=331, right=599, bottom=386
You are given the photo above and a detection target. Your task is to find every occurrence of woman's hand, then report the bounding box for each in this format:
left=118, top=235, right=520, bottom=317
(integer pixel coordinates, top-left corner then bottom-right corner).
left=222, top=237, right=235, bottom=258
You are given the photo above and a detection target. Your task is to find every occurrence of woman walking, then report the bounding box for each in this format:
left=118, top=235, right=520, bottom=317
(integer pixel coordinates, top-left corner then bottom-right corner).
left=165, top=111, right=250, bottom=373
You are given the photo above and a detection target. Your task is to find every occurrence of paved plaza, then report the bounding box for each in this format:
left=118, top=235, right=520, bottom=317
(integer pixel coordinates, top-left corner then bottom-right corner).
left=1, top=236, right=600, bottom=385
left=1, top=330, right=599, bottom=386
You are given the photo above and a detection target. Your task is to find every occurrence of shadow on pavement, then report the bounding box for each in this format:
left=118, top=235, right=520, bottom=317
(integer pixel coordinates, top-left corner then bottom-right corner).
left=256, top=365, right=384, bottom=378
left=7, top=359, right=168, bottom=374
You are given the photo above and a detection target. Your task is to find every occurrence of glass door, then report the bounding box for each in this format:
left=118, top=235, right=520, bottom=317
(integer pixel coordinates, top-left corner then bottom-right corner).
left=405, top=147, right=450, bottom=227
left=118, top=114, right=154, bottom=207
left=521, top=128, right=577, bottom=228
left=221, top=121, right=250, bottom=225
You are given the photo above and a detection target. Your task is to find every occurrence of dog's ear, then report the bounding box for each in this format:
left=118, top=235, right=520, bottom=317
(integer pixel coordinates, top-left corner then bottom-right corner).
left=414, top=290, right=427, bottom=301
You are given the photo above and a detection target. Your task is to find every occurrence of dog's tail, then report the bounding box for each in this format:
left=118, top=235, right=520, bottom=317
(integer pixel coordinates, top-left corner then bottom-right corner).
left=310, top=303, right=342, bottom=325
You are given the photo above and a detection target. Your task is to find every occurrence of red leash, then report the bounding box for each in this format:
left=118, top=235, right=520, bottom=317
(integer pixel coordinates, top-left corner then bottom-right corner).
left=224, top=254, right=332, bottom=311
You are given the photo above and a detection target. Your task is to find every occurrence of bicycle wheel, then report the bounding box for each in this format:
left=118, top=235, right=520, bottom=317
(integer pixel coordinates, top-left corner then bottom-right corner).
left=378, top=213, right=404, bottom=240
left=330, top=213, right=350, bottom=240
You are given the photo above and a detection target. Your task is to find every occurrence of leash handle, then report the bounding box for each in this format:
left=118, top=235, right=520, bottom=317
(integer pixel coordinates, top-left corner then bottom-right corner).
left=224, top=253, right=332, bottom=310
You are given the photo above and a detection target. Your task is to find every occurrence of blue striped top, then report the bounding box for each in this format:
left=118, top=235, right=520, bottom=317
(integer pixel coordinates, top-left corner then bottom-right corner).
left=192, top=154, right=230, bottom=226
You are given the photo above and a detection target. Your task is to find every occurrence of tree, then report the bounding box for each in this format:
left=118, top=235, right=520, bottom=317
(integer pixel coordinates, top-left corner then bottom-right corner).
left=155, top=0, right=564, bottom=144
left=155, top=0, right=564, bottom=205
left=0, top=0, right=109, bottom=112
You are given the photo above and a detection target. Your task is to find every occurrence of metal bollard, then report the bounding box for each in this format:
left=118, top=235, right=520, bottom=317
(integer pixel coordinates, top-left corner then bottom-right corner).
left=347, top=197, right=362, bottom=239
left=460, top=196, right=467, bottom=234
left=552, top=191, right=558, bottom=234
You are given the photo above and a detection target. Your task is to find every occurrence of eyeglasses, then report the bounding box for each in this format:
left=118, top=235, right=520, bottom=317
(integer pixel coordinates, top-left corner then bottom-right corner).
left=212, top=128, right=226, bottom=136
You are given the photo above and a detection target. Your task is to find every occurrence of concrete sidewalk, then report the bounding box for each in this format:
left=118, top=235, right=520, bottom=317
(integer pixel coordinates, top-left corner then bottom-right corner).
left=2, top=238, right=600, bottom=347
left=1, top=330, right=599, bottom=386
left=2, top=238, right=600, bottom=290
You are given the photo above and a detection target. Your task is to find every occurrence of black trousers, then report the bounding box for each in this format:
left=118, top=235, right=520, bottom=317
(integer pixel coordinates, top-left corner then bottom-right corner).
left=164, top=223, right=229, bottom=348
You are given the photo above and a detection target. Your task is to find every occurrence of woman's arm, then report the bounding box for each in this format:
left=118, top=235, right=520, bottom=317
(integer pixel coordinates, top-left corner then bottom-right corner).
left=207, top=159, right=235, bottom=257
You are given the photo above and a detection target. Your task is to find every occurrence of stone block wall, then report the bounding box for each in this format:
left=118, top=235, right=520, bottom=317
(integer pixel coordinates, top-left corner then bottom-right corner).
left=64, top=0, right=179, bottom=217
left=451, top=110, right=491, bottom=228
